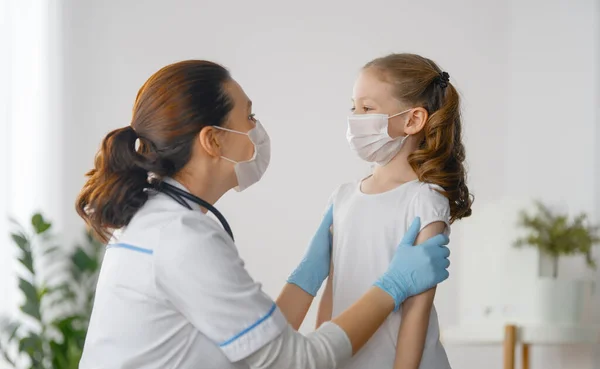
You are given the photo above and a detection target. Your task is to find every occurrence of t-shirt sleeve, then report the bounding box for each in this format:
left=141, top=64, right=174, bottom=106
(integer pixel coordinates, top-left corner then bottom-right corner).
left=154, top=213, right=287, bottom=362
left=324, top=186, right=341, bottom=213
left=324, top=185, right=346, bottom=234
left=407, top=183, right=451, bottom=236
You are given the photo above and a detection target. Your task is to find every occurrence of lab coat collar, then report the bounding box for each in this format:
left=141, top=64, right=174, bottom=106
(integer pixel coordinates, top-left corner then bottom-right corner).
left=161, top=177, right=203, bottom=212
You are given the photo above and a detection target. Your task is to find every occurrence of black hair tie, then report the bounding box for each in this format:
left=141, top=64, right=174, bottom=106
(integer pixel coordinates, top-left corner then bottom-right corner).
left=435, top=71, right=450, bottom=89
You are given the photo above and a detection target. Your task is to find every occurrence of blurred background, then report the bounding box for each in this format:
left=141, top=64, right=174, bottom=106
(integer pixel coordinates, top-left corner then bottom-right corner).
left=0, top=0, right=599, bottom=368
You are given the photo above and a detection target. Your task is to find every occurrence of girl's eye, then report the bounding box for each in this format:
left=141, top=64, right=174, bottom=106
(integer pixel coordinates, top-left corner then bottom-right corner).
left=350, top=107, right=373, bottom=113
left=248, top=113, right=256, bottom=122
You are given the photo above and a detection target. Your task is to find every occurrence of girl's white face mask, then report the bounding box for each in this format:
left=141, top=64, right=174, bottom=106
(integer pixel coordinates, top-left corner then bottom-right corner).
left=346, top=109, right=412, bottom=165
left=214, top=120, right=271, bottom=192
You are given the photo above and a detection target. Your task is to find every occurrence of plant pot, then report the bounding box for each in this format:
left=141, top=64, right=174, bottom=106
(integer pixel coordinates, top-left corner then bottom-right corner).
left=530, top=278, right=593, bottom=325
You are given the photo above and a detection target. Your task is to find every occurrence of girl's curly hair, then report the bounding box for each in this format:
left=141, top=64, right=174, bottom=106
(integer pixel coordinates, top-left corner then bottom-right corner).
left=365, top=53, right=473, bottom=223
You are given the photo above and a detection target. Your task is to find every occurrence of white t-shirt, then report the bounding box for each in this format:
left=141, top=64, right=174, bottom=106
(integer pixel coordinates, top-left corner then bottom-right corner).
left=79, top=179, right=288, bottom=369
left=329, top=179, right=452, bottom=369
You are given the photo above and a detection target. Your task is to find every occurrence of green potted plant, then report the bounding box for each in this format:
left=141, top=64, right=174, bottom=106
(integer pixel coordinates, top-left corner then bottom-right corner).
left=0, top=213, right=104, bottom=368
left=513, top=201, right=599, bottom=323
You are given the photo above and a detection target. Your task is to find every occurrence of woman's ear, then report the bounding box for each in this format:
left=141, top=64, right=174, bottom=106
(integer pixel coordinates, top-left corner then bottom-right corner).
left=198, top=126, right=222, bottom=158
left=404, top=107, right=429, bottom=135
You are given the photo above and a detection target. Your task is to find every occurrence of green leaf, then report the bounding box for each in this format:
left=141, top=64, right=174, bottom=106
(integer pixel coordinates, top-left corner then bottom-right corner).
left=44, top=245, right=62, bottom=256
left=18, top=333, right=42, bottom=356
left=11, top=232, right=29, bottom=252
left=72, top=248, right=96, bottom=273
left=46, top=283, right=77, bottom=306
left=50, top=316, right=87, bottom=368
left=514, top=201, right=600, bottom=272
left=31, top=213, right=51, bottom=234
left=20, top=302, right=42, bottom=322
left=0, top=344, right=16, bottom=367
left=6, top=322, right=20, bottom=342
left=0, top=319, right=21, bottom=358
left=66, top=338, right=83, bottom=368
left=49, top=328, right=85, bottom=369
left=17, top=249, right=35, bottom=275
left=18, top=278, right=39, bottom=305
left=3, top=213, right=116, bottom=367
left=51, top=340, right=69, bottom=369
left=19, top=296, right=42, bottom=322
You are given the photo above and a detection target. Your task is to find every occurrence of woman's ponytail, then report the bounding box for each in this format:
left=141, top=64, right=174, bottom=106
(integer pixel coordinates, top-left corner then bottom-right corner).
left=76, top=126, right=150, bottom=243
left=76, top=60, right=234, bottom=242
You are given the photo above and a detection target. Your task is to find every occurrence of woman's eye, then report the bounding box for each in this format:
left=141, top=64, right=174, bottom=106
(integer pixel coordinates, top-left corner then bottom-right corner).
left=350, top=107, right=356, bottom=112
left=248, top=113, right=256, bottom=122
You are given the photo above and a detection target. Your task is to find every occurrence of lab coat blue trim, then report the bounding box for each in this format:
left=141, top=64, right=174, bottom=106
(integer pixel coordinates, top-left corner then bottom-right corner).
left=106, top=243, right=153, bottom=255
left=219, top=302, right=277, bottom=347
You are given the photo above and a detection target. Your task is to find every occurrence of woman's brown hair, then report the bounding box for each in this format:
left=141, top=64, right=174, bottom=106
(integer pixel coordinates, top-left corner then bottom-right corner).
left=76, top=60, right=233, bottom=243
left=365, top=53, right=473, bottom=223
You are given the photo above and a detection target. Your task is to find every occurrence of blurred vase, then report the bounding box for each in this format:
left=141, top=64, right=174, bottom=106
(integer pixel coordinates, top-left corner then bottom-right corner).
left=530, top=278, right=594, bottom=325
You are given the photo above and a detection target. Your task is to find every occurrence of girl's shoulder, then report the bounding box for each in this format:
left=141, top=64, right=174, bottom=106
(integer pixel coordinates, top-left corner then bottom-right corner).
left=327, top=180, right=360, bottom=206
left=412, top=181, right=446, bottom=194
left=409, top=181, right=449, bottom=207
left=407, top=182, right=451, bottom=231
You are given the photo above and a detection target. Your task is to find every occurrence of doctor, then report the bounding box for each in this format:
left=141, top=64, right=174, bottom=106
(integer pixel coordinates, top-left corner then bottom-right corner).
left=76, top=60, right=451, bottom=369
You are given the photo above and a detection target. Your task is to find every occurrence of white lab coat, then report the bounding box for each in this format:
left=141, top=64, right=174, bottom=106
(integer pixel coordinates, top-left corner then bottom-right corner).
left=79, top=178, right=288, bottom=368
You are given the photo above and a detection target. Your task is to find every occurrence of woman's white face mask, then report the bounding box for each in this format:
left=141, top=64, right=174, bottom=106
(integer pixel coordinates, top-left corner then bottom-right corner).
left=214, top=120, right=271, bottom=192
left=346, top=109, right=412, bottom=165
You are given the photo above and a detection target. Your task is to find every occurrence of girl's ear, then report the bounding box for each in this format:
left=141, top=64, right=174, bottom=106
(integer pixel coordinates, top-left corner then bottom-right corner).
left=404, top=107, right=429, bottom=135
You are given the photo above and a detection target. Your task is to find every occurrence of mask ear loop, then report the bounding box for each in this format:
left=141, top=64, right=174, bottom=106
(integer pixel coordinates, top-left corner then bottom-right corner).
left=212, top=125, right=246, bottom=164
left=388, top=108, right=414, bottom=140
left=389, top=108, right=414, bottom=119
left=213, top=125, right=258, bottom=164
left=221, top=156, right=238, bottom=164
left=213, top=125, right=250, bottom=136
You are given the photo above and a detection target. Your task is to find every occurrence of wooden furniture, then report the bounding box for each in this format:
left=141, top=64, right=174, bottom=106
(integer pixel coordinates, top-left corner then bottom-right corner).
left=504, top=325, right=517, bottom=369
left=442, top=323, right=600, bottom=369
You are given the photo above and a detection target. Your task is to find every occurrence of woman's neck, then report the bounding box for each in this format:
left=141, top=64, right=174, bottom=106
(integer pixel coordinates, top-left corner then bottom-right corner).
left=173, top=166, right=230, bottom=211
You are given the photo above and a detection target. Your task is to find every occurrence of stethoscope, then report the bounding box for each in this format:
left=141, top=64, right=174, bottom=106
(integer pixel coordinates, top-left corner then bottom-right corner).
left=155, top=181, right=235, bottom=241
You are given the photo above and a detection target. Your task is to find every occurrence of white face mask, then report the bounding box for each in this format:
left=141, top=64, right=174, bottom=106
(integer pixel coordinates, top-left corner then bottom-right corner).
left=214, top=120, right=271, bottom=192
left=346, top=109, right=412, bottom=165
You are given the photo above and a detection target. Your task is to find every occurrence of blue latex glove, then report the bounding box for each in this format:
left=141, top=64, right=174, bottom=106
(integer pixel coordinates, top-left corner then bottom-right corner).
left=374, top=217, right=451, bottom=311
left=287, top=205, right=333, bottom=296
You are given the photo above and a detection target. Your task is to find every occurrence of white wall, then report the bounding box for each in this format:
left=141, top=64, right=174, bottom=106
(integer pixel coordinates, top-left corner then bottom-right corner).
left=595, top=4, right=600, bottom=367
left=506, top=1, right=599, bottom=367
left=459, top=1, right=600, bottom=367
left=13, top=0, right=597, bottom=368
left=0, top=0, right=13, bottom=319
left=0, top=0, right=65, bottom=318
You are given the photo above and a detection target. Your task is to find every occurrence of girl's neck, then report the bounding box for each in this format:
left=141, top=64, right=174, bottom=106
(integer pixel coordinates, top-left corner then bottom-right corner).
left=364, top=136, right=420, bottom=193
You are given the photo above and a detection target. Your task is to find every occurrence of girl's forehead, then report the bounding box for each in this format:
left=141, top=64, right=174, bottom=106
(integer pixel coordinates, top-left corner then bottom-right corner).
left=353, top=71, right=395, bottom=102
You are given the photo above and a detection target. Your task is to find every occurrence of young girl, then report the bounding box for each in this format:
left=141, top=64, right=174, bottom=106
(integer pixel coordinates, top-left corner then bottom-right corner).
left=316, top=54, right=473, bottom=369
